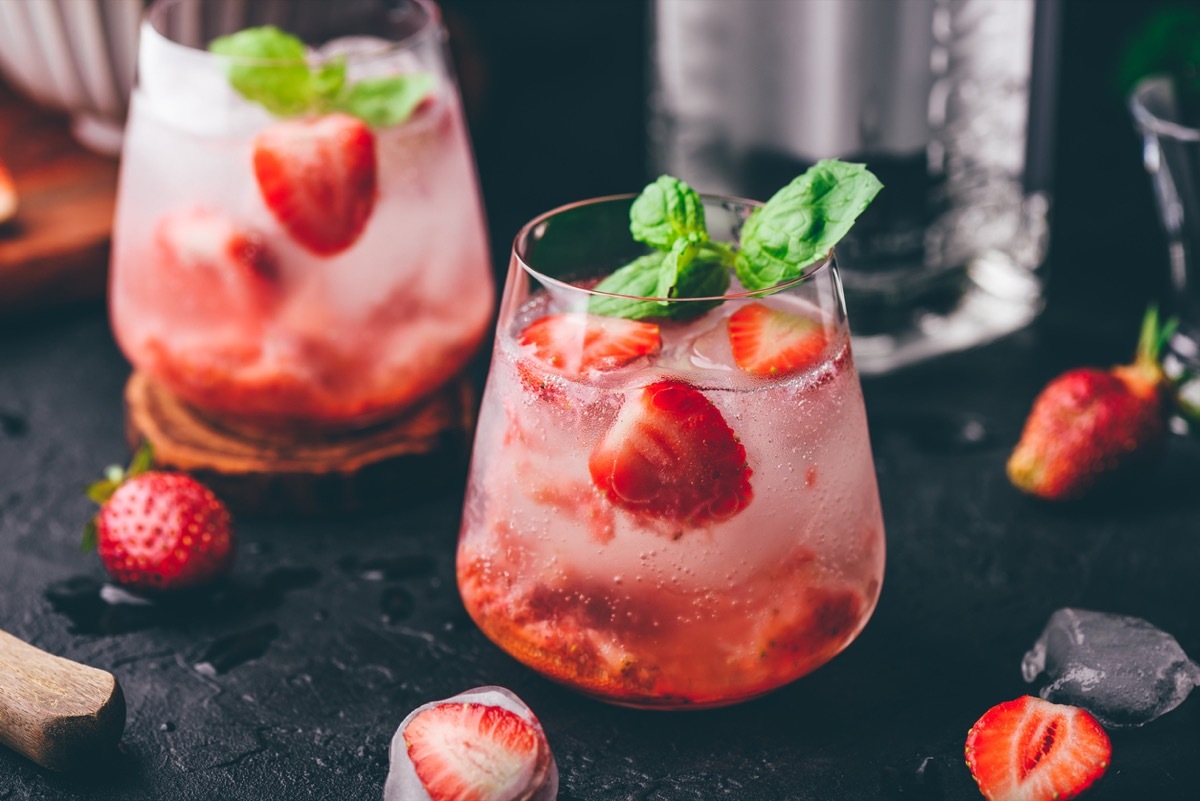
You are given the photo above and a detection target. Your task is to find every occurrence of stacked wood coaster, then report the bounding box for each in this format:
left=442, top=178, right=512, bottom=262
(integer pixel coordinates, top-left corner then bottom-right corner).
left=124, top=372, right=476, bottom=515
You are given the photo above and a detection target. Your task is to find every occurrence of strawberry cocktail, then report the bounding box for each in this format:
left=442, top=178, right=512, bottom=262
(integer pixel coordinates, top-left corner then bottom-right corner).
left=111, top=0, right=491, bottom=431
left=458, top=165, right=887, bottom=708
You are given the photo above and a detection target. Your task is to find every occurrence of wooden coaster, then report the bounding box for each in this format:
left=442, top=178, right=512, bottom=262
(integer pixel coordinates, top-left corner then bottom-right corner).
left=0, top=81, right=117, bottom=314
left=124, top=372, right=476, bottom=516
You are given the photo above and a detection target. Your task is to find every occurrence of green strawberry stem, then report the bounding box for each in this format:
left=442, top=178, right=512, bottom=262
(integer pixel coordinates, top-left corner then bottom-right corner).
left=82, top=443, right=156, bottom=551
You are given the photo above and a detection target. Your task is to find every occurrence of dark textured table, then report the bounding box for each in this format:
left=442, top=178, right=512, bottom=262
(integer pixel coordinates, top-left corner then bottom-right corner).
left=2, top=305, right=1199, bottom=801
left=4, top=2, right=1200, bottom=798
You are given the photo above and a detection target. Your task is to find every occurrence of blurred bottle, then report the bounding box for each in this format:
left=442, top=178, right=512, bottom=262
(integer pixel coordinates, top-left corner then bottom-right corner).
left=650, top=0, right=1060, bottom=373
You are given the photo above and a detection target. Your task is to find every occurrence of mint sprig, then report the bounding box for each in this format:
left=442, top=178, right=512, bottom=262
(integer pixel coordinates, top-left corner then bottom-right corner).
left=588, top=161, right=881, bottom=321
left=208, top=26, right=433, bottom=127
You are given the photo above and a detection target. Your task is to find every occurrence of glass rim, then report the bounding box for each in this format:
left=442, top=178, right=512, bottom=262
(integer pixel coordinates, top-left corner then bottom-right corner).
left=143, top=0, right=442, bottom=67
left=1130, top=75, right=1200, bottom=143
left=511, top=192, right=834, bottom=304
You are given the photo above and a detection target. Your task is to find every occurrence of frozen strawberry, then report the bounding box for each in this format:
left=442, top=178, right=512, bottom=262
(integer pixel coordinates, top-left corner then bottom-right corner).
left=1008, top=307, right=1174, bottom=500
left=519, top=313, right=661, bottom=376
left=589, top=379, right=752, bottom=527
left=385, top=686, right=557, bottom=801
left=0, top=157, right=16, bottom=224
left=253, top=112, right=377, bottom=256
left=965, top=696, right=1111, bottom=801
left=154, top=208, right=279, bottom=320
left=83, top=446, right=235, bottom=592
left=727, top=302, right=829, bottom=377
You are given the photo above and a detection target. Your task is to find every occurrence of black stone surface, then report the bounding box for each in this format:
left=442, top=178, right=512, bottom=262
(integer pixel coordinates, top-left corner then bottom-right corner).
left=4, top=1, right=1200, bottom=799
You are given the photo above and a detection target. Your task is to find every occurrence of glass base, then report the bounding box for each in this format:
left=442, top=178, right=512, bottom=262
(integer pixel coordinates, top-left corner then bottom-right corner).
left=70, top=112, right=125, bottom=157
left=849, top=251, right=1043, bottom=375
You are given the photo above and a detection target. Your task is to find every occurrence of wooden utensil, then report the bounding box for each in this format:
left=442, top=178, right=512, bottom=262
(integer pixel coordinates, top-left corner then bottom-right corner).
left=0, top=629, right=125, bottom=771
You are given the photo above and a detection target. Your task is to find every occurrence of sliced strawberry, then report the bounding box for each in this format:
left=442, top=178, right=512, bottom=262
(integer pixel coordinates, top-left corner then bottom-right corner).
left=253, top=113, right=377, bottom=256
left=154, top=208, right=279, bottom=320
left=0, top=157, right=16, bottom=223
left=518, top=313, right=661, bottom=376
left=727, top=302, right=829, bottom=377
left=589, top=379, right=752, bottom=527
left=965, top=696, right=1112, bottom=801
left=403, top=702, right=548, bottom=801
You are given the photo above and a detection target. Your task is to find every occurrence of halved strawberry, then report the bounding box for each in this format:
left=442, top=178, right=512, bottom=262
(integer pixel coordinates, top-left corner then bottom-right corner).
left=518, top=313, right=661, bottom=375
left=965, top=696, right=1112, bottom=801
left=589, top=379, right=752, bottom=528
left=0, top=157, right=16, bottom=223
left=154, top=208, right=279, bottom=320
left=253, top=113, right=377, bottom=256
left=403, top=702, right=550, bottom=801
left=727, top=302, right=829, bottom=377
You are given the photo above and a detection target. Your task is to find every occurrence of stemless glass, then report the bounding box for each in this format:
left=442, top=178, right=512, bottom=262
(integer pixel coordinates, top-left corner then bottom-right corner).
left=110, top=0, right=492, bottom=432
left=457, top=195, right=886, bottom=709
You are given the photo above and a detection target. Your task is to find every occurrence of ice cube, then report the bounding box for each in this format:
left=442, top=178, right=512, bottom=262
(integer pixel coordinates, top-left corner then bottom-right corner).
left=1021, top=608, right=1200, bottom=728
left=384, top=685, right=558, bottom=801
left=315, top=36, right=426, bottom=82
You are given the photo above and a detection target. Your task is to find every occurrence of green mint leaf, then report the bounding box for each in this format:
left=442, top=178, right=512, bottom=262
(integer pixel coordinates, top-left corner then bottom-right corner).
left=653, top=238, right=700, bottom=302
left=589, top=250, right=729, bottom=321
left=735, top=159, right=882, bottom=291
left=311, top=57, right=347, bottom=104
left=209, top=26, right=314, bottom=117
left=336, top=73, right=435, bottom=128
left=630, top=175, right=708, bottom=251
left=81, top=518, right=98, bottom=552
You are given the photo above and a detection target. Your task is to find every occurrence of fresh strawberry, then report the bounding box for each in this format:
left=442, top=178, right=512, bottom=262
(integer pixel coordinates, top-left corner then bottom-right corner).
left=83, top=446, right=234, bottom=592
left=727, top=302, right=829, bottom=377
left=0, top=157, right=16, bottom=224
left=402, top=701, right=551, bottom=801
left=253, top=112, right=377, bottom=256
left=518, top=313, right=661, bottom=375
left=1008, top=307, right=1175, bottom=500
left=965, top=696, right=1111, bottom=801
left=589, top=379, right=752, bottom=527
left=154, top=208, right=279, bottom=319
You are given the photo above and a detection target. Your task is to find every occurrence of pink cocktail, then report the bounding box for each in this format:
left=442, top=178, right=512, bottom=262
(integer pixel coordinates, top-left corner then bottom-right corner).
left=458, top=191, right=886, bottom=709
left=110, top=0, right=491, bottom=430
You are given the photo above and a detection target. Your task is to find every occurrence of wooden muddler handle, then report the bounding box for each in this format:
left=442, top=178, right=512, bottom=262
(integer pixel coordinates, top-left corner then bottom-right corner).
left=0, top=629, right=126, bottom=771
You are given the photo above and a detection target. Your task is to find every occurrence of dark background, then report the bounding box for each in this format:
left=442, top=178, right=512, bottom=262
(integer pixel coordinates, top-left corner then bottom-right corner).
left=4, top=2, right=1200, bottom=800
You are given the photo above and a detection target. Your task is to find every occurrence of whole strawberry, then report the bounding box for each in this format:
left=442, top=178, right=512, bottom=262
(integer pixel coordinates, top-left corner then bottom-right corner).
left=83, top=446, right=234, bottom=591
left=1007, top=307, right=1176, bottom=501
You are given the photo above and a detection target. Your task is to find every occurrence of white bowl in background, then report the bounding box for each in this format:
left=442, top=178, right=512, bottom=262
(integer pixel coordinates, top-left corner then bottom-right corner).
left=0, top=0, right=143, bottom=156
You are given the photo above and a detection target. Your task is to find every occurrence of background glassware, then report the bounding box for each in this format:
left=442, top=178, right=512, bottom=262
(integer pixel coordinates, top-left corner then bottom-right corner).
left=1131, top=76, right=1200, bottom=426
left=650, top=0, right=1061, bottom=373
left=457, top=194, right=886, bottom=709
left=110, top=0, right=492, bottom=432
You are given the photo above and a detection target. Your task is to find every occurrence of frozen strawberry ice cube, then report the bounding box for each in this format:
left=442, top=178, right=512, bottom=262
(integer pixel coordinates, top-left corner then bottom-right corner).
left=384, top=686, right=558, bottom=801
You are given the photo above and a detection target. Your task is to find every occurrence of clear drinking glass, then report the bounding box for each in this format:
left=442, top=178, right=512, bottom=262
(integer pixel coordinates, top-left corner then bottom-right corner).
left=110, top=0, right=492, bottom=432
left=456, top=195, right=886, bottom=709
left=1131, top=77, right=1200, bottom=425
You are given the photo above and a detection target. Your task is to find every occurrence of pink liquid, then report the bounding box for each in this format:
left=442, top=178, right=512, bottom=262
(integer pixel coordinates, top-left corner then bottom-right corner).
left=110, top=30, right=492, bottom=430
left=458, top=292, right=886, bottom=708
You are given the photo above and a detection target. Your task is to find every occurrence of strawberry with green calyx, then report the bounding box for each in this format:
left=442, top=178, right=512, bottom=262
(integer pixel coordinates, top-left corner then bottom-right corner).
left=83, top=445, right=235, bottom=592
left=1007, top=306, right=1178, bottom=501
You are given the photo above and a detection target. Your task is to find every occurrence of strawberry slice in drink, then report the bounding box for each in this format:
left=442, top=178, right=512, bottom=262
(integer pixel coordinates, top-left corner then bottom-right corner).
left=253, top=112, right=378, bottom=257
left=965, top=696, right=1112, bottom=801
left=589, top=379, right=753, bottom=528
left=727, top=302, right=829, bottom=377
left=518, top=313, right=661, bottom=375
left=153, top=208, right=279, bottom=323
